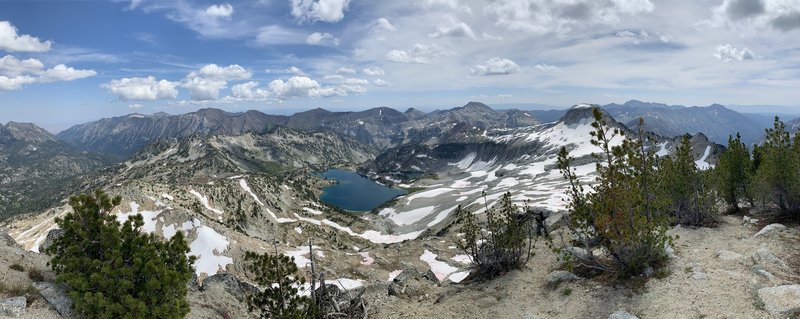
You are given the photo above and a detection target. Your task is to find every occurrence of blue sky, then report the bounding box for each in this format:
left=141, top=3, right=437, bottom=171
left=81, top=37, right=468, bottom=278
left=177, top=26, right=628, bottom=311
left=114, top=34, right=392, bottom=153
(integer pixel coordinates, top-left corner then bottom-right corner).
left=1, top=0, right=799, bottom=132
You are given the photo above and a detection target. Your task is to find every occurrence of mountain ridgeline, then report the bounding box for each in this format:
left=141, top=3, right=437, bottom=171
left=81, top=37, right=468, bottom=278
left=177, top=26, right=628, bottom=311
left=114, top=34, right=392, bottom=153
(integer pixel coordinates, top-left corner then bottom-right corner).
left=57, top=102, right=540, bottom=159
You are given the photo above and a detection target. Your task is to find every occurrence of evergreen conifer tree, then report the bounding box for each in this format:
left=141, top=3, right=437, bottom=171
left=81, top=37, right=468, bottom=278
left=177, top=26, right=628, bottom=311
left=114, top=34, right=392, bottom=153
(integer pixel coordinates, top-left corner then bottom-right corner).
left=715, top=133, right=752, bottom=211
left=558, top=109, right=672, bottom=278
left=46, top=190, right=195, bottom=318
left=753, top=117, right=800, bottom=214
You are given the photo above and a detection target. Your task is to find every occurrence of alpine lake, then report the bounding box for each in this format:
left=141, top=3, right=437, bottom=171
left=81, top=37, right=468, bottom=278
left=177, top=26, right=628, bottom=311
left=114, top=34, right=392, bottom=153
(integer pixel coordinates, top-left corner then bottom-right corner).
left=317, top=169, right=407, bottom=212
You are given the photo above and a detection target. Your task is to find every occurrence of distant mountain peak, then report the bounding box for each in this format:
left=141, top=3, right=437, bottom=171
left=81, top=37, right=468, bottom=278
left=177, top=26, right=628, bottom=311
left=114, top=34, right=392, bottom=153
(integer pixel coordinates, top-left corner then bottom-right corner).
left=461, top=101, right=492, bottom=111
left=2, top=121, right=56, bottom=144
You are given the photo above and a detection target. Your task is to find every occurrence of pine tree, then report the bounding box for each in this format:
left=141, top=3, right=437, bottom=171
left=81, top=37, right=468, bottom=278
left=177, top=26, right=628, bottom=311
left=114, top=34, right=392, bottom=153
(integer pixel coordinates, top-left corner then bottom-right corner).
left=243, top=250, right=317, bottom=319
left=753, top=117, right=800, bottom=214
left=659, top=135, right=717, bottom=225
left=715, top=133, right=752, bottom=211
left=46, top=190, right=195, bottom=318
left=558, top=109, right=672, bottom=278
left=456, top=192, right=534, bottom=279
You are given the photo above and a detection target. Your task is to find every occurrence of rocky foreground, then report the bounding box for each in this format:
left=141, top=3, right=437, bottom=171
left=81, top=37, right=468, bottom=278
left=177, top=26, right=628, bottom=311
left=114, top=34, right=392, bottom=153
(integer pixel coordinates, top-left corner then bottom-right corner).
left=1, top=214, right=798, bottom=318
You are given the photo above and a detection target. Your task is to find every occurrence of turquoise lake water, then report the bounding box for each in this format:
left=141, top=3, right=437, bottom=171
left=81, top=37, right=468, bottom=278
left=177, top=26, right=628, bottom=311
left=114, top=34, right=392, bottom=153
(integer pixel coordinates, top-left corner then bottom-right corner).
left=318, top=169, right=407, bottom=212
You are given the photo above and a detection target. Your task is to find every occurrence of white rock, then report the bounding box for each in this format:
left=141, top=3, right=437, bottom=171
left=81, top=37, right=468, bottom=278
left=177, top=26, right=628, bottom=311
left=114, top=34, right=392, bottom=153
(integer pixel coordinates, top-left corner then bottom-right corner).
left=752, top=246, right=788, bottom=270
left=757, top=285, right=800, bottom=318
left=716, top=250, right=743, bottom=261
left=754, top=224, right=786, bottom=238
left=0, top=296, right=26, bottom=317
left=608, top=309, right=639, bottom=319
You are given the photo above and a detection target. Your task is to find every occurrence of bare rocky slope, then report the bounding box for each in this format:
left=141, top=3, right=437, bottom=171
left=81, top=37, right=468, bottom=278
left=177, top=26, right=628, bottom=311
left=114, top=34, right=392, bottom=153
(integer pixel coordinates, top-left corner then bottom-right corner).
left=0, top=122, right=109, bottom=220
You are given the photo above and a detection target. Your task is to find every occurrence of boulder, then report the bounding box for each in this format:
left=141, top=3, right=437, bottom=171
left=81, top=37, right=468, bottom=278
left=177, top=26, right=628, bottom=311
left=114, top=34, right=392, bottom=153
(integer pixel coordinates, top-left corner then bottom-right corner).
left=752, top=246, right=787, bottom=270
left=32, top=281, right=73, bottom=317
left=716, top=250, right=743, bottom=261
left=755, top=269, right=776, bottom=281
left=423, top=269, right=441, bottom=284
left=0, top=296, right=26, bottom=317
left=563, top=246, right=591, bottom=261
left=546, top=270, right=580, bottom=286
left=388, top=268, right=436, bottom=301
left=202, top=273, right=259, bottom=302
left=0, top=231, right=18, bottom=247
left=754, top=224, right=786, bottom=238
left=545, top=212, right=566, bottom=231
left=608, top=309, right=639, bottom=319
left=40, top=228, right=64, bottom=253
left=664, top=243, right=677, bottom=259
left=757, top=285, right=800, bottom=318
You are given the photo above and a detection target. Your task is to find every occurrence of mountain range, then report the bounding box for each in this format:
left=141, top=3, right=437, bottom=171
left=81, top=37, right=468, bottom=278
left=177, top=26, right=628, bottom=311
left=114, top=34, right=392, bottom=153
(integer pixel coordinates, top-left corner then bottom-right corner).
left=0, top=122, right=109, bottom=220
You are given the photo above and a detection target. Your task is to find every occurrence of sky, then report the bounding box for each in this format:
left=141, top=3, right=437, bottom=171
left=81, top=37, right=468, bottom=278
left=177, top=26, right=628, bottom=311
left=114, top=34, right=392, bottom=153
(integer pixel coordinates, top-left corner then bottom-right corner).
left=0, top=0, right=799, bottom=132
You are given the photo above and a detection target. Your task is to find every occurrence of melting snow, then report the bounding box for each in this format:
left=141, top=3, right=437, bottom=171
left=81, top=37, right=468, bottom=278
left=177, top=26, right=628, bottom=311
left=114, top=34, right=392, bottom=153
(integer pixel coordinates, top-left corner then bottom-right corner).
left=190, top=224, right=233, bottom=276
left=695, top=146, right=713, bottom=170
left=189, top=190, right=224, bottom=215
left=420, top=250, right=460, bottom=282
left=387, top=206, right=437, bottom=226
left=116, top=202, right=160, bottom=234
left=388, top=270, right=403, bottom=282
left=358, top=252, right=374, bottom=265
left=238, top=179, right=264, bottom=206
left=449, top=152, right=477, bottom=170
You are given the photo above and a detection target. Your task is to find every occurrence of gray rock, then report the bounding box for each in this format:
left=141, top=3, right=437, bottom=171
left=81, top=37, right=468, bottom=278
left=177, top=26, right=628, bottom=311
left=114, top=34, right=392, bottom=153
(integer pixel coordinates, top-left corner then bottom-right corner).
left=690, top=271, right=708, bottom=280
left=547, top=270, right=580, bottom=286
left=754, top=224, right=786, bottom=238
left=545, top=212, right=566, bottom=231
left=388, top=268, right=436, bottom=300
left=608, top=309, right=639, bottom=319
left=664, top=243, right=677, bottom=259
left=32, top=281, right=73, bottom=317
left=188, top=272, right=200, bottom=292
left=423, top=269, right=441, bottom=284
left=756, top=269, right=776, bottom=281
left=757, top=285, right=800, bottom=318
left=752, top=246, right=787, bottom=270
left=563, top=246, right=591, bottom=261
left=40, top=228, right=64, bottom=253
left=202, top=273, right=259, bottom=302
left=0, top=296, right=26, bottom=317
left=643, top=266, right=654, bottom=278
left=716, top=250, right=743, bottom=261
left=0, top=231, right=18, bottom=247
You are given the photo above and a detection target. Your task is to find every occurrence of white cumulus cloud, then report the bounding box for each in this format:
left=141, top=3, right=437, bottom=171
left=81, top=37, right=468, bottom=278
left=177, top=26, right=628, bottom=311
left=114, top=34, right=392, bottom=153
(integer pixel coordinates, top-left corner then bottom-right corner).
left=39, top=64, right=97, bottom=82
left=386, top=44, right=448, bottom=64
left=429, top=18, right=476, bottom=39
left=363, top=66, right=385, bottom=76
left=269, top=76, right=344, bottom=98
left=336, top=67, right=356, bottom=74
left=0, top=54, right=96, bottom=90
left=470, top=57, right=521, bottom=75
left=104, top=76, right=179, bottom=101
left=374, top=18, right=397, bottom=31
left=373, top=78, right=391, bottom=87
left=713, top=44, right=756, bottom=62
left=534, top=63, right=561, bottom=72
left=192, top=63, right=251, bottom=81
left=291, top=0, right=351, bottom=23
left=231, top=81, right=269, bottom=100
left=0, top=21, right=51, bottom=52
left=306, top=32, right=340, bottom=46
left=205, top=3, right=234, bottom=19
left=182, top=64, right=252, bottom=101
